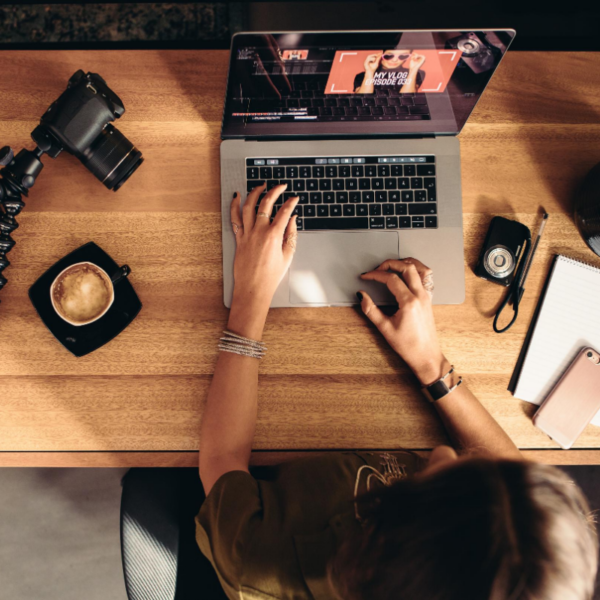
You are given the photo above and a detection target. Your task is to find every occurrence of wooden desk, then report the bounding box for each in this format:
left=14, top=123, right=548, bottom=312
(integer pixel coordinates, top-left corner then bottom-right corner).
left=1, top=50, right=600, bottom=467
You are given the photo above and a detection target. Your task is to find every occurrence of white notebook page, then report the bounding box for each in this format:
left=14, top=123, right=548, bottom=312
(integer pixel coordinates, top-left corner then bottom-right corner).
left=513, top=255, right=600, bottom=425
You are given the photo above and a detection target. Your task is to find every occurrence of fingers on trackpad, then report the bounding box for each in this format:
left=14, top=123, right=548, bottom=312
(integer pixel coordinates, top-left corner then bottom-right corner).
left=289, top=232, right=398, bottom=304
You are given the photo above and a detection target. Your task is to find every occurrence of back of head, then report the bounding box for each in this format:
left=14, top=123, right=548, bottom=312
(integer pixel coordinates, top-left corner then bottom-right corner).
left=328, top=459, right=598, bottom=600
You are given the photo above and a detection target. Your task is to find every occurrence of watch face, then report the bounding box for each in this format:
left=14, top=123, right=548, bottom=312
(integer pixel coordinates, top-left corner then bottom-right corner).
left=422, top=367, right=460, bottom=402
left=423, top=378, right=450, bottom=402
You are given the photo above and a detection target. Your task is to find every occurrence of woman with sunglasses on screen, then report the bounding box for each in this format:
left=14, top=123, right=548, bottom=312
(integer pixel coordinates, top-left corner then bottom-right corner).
left=196, top=183, right=598, bottom=600
left=354, top=48, right=426, bottom=94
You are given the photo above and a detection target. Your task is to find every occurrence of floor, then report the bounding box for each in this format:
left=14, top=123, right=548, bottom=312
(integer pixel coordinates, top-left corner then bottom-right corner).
left=1, top=465, right=599, bottom=599
left=0, top=468, right=129, bottom=600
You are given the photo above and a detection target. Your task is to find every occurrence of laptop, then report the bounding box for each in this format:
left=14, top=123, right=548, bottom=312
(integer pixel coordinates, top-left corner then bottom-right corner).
left=221, top=29, right=515, bottom=307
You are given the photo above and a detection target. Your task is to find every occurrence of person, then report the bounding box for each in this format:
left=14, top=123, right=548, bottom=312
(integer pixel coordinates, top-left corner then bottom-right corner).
left=354, top=49, right=426, bottom=94
left=197, top=183, right=598, bottom=600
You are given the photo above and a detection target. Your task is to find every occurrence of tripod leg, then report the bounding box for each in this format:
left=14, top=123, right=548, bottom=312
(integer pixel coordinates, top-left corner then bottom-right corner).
left=0, top=180, right=25, bottom=291
left=0, top=146, right=42, bottom=295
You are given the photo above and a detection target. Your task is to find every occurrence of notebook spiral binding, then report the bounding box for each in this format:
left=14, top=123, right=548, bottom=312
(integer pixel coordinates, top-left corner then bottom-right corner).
left=557, top=254, right=600, bottom=273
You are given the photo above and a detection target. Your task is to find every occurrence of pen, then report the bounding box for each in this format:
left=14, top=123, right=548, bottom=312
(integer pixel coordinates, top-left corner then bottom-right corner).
left=517, top=213, right=549, bottom=303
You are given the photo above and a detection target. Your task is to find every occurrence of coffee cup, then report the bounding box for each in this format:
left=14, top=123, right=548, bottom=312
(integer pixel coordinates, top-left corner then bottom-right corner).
left=50, top=262, right=130, bottom=326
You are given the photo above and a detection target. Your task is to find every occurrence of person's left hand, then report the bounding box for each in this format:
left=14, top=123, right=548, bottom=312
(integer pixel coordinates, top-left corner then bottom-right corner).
left=408, top=53, right=425, bottom=71
left=230, top=183, right=299, bottom=310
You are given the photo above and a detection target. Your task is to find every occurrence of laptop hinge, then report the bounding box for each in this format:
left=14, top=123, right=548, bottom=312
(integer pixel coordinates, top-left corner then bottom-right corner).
left=240, top=133, right=439, bottom=142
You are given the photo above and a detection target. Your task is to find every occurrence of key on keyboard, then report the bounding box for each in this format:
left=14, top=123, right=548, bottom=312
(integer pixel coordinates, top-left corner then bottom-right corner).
left=246, top=156, right=438, bottom=230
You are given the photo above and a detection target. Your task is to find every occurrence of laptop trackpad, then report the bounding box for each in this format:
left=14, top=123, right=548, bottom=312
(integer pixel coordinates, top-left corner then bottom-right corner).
left=289, top=232, right=398, bottom=305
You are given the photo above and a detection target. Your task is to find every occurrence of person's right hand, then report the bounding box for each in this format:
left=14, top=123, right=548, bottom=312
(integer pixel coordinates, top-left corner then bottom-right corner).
left=363, top=53, right=382, bottom=74
left=357, top=258, right=447, bottom=384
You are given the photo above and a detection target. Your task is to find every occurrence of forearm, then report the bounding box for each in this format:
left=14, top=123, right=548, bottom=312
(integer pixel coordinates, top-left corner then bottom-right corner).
left=414, top=355, right=522, bottom=460
left=199, top=297, right=268, bottom=493
left=358, top=259, right=519, bottom=460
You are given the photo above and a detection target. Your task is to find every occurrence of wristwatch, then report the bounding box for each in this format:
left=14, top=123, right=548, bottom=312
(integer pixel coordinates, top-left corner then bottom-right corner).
left=421, top=365, right=463, bottom=403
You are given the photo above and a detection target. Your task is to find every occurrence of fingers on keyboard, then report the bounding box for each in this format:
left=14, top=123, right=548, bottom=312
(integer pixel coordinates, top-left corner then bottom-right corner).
left=245, top=157, right=437, bottom=230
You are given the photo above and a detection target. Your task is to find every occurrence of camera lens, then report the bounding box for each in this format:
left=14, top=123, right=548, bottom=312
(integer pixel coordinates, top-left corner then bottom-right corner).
left=80, top=124, right=143, bottom=191
left=484, top=246, right=515, bottom=279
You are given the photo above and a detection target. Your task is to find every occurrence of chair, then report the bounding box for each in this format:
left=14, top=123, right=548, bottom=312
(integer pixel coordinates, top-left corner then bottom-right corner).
left=120, top=468, right=228, bottom=600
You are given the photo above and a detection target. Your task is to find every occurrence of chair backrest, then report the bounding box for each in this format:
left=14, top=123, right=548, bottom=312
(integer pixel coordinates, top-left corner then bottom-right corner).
left=120, top=468, right=227, bottom=600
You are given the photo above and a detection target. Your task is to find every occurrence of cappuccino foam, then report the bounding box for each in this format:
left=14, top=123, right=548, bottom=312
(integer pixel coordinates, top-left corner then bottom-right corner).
left=52, top=263, right=112, bottom=324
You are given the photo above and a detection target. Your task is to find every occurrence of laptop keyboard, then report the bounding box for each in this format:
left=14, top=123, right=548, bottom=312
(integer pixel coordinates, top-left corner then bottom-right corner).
left=246, top=156, right=437, bottom=231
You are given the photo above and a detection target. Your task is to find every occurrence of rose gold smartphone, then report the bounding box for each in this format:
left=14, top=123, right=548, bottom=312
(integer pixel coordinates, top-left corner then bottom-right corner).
left=533, top=347, right=600, bottom=449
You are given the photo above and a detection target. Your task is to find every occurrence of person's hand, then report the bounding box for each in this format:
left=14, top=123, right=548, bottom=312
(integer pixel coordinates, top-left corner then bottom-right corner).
left=228, top=183, right=299, bottom=338
left=364, top=52, right=382, bottom=74
left=357, top=258, right=447, bottom=385
left=408, top=53, right=425, bottom=71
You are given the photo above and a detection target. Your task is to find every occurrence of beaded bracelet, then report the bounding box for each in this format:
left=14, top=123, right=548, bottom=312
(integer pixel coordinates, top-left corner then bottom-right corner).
left=218, top=330, right=266, bottom=360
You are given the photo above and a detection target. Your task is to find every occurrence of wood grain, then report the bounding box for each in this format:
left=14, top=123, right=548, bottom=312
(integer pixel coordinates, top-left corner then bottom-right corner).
left=1, top=50, right=600, bottom=465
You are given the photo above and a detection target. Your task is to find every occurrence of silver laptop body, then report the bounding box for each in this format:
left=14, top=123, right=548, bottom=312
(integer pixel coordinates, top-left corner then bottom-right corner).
left=220, top=30, right=515, bottom=307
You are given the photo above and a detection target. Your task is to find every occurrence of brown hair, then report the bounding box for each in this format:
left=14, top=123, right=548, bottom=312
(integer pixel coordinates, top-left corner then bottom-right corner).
left=328, top=459, right=598, bottom=600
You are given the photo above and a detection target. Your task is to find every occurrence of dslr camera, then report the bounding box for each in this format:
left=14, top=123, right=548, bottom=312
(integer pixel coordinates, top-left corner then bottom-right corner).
left=32, top=69, right=143, bottom=191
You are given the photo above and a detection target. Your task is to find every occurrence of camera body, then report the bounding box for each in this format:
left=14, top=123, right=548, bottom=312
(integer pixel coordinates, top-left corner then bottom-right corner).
left=475, top=216, right=531, bottom=287
left=32, top=70, right=124, bottom=158
left=446, top=32, right=499, bottom=75
left=31, top=70, right=143, bottom=191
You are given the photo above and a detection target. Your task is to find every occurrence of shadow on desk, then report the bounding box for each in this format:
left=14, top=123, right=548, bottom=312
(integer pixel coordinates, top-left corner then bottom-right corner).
left=491, top=52, right=600, bottom=215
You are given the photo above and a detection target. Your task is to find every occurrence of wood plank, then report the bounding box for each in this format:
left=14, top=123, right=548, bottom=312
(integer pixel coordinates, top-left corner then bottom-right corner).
left=2, top=372, right=600, bottom=452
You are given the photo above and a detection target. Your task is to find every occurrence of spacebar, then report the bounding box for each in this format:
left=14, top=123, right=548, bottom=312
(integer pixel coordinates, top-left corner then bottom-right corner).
left=303, top=217, right=369, bottom=230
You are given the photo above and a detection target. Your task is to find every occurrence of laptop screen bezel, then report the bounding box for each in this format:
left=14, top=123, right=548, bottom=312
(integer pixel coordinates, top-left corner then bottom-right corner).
left=221, top=29, right=516, bottom=140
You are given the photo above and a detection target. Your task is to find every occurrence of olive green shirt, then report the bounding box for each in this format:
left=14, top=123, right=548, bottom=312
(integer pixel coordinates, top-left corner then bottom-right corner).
left=195, top=451, right=422, bottom=600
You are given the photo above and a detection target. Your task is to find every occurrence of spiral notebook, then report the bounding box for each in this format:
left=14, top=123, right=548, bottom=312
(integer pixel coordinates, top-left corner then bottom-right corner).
left=512, top=255, right=600, bottom=425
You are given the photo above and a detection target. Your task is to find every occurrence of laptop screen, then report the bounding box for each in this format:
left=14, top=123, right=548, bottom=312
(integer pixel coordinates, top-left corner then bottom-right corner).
left=222, top=30, right=515, bottom=139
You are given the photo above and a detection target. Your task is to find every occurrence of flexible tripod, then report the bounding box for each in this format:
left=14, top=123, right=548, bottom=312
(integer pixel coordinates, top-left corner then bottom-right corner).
left=0, top=145, right=45, bottom=294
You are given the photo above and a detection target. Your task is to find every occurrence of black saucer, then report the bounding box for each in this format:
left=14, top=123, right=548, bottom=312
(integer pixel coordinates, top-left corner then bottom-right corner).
left=29, top=242, right=142, bottom=357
